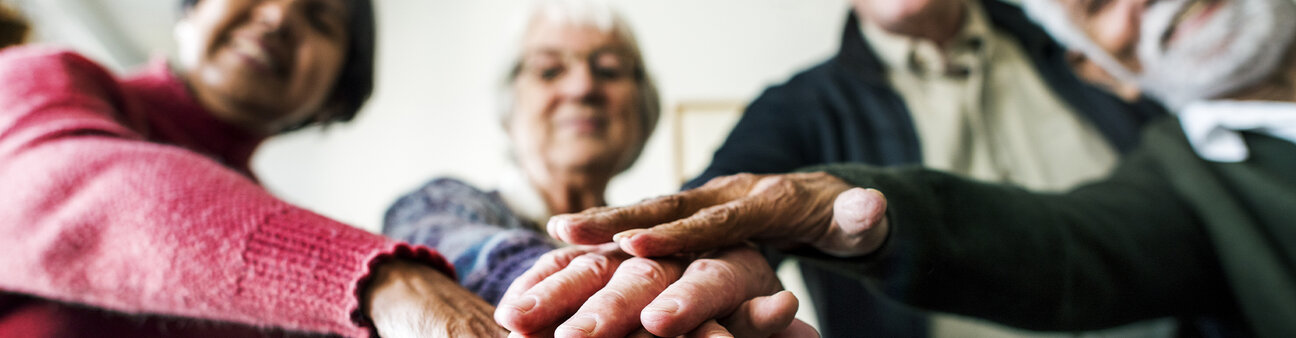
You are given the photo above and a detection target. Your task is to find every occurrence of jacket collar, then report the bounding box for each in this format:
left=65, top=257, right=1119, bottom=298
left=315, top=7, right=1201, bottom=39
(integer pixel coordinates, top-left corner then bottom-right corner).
left=833, top=0, right=1056, bottom=86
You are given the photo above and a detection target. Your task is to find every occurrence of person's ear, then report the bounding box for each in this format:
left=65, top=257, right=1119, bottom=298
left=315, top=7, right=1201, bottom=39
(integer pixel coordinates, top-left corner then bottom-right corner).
left=174, top=18, right=200, bottom=68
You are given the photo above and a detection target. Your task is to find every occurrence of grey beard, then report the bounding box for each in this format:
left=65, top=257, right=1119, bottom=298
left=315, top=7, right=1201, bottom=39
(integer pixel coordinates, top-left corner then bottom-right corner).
left=1136, top=0, right=1296, bottom=109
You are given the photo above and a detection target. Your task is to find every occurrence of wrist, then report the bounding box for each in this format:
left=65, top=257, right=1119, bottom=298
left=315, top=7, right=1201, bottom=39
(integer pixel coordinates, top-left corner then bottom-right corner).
left=363, top=260, right=457, bottom=322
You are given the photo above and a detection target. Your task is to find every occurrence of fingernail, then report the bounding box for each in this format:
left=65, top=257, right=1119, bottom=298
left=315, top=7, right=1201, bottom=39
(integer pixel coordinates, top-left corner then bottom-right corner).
left=506, top=295, right=537, bottom=313
left=548, top=217, right=567, bottom=232
left=644, top=298, right=680, bottom=314
left=612, top=230, right=638, bottom=244
left=557, top=315, right=598, bottom=336
left=548, top=217, right=573, bottom=241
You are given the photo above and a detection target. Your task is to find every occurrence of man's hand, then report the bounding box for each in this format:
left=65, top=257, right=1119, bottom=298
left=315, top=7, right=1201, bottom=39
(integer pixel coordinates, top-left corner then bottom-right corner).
left=496, top=244, right=814, bottom=337
left=364, top=260, right=508, bottom=338
left=547, top=172, right=889, bottom=258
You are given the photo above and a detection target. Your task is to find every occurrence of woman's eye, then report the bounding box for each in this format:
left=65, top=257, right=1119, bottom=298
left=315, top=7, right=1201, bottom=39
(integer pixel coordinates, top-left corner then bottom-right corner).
left=594, top=67, right=626, bottom=80
left=539, top=67, right=563, bottom=81
left=305, top=1, right=345, bottom=36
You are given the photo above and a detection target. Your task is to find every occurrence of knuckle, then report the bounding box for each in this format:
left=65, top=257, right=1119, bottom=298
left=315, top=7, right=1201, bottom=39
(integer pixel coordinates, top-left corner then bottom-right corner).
left=697, top=206, right=736, bottom=225
left=598, top=286, right=636, bottom=310
left=688, top=259, right=740, bottom=289
left=570, top=253, right=616, bottom=276
left=618, top=258, right=672, bottom=286
left=649, top=194, right=685, bottom=212
left=538, top=248, right=581, bottom=267
left=769, top=176, right=798, bottom=191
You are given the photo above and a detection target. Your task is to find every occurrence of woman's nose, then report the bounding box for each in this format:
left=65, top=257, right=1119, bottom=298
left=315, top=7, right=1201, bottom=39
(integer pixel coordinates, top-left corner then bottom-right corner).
left=251, top=0, right=302, bottom=34
left=558, top=64, right=597, bottom=100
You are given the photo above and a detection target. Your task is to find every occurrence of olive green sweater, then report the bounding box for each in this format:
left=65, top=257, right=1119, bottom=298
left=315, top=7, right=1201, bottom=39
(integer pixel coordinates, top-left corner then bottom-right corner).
left=806, top=118, right=1295, bottom=336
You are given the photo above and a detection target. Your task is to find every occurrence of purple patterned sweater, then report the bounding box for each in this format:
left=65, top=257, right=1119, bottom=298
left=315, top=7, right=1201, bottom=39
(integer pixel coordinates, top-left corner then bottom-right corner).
left=382, top=178, right=557, bottom=305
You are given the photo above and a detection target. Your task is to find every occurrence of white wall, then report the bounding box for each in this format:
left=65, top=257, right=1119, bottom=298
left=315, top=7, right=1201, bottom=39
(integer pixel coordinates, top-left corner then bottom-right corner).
left=13, top=0, right=851, bottom=329
left=251, top=0, right=851, bottom=232
left=14, top=0, right=851, bottom=232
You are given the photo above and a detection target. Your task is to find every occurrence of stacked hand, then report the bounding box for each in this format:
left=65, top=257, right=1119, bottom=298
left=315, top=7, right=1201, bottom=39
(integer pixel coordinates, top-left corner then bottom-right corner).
left=496, top=172, right=892, bottom=337
left=550, top=172, right=890, bottom=258
left=496, top=243, right=814, bottom=337
left=365, top=260, right=509, bottom=337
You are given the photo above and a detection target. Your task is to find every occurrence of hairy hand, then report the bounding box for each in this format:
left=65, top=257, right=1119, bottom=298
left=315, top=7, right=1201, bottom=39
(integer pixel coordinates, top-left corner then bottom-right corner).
left=547, top=172, right=888, bottom=258
left=364, top=260, right=507, bottom=338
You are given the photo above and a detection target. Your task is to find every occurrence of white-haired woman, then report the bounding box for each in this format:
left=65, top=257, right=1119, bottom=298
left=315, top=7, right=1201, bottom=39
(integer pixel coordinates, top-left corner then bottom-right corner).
left=382, top=0, right=659, bottom=305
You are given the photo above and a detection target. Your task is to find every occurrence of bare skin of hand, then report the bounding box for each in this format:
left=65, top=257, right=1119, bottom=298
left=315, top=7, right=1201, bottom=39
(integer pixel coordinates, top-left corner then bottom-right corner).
left=364, top=260, right=507, bottom=338
left=546, top=172, right=890, bottom=258
left=496, top=244, right=815, bottom=338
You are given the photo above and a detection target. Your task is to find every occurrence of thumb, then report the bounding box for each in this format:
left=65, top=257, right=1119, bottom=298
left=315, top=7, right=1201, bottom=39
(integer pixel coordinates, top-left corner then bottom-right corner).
left=815, top=188, right=889, bottom=256
left=833, top=188, right=886, bottom=236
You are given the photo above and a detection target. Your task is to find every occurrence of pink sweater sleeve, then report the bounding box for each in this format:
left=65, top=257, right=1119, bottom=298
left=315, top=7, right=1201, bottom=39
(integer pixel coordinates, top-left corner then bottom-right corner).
left=0, top=48, right=452, bottom=337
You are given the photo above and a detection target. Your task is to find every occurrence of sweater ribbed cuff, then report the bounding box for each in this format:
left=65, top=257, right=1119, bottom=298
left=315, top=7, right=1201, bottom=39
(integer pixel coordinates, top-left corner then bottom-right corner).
left=239, top=206, right=454, bottom=337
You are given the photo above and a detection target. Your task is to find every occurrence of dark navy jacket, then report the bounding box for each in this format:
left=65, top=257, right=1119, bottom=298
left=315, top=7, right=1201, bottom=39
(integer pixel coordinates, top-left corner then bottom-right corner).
left=685, top=1, right=1166, bottom=337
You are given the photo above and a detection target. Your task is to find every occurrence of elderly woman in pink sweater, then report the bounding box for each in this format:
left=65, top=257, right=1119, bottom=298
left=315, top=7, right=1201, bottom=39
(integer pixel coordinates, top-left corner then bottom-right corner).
left=0, top=0, right=502, bottom=337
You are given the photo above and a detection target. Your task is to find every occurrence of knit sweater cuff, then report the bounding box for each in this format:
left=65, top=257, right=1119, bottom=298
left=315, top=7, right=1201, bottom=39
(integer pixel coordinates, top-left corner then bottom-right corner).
left=240, top=206, right=454, bottom=337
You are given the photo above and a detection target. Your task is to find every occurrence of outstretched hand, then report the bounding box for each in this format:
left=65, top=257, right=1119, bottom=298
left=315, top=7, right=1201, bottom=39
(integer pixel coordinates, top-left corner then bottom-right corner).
left=547, top=172, right=890, bottom=258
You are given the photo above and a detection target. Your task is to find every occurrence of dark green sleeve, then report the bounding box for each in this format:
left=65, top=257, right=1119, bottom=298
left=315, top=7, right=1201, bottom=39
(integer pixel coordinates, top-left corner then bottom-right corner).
left=797, top=147, right=1230, bottom=331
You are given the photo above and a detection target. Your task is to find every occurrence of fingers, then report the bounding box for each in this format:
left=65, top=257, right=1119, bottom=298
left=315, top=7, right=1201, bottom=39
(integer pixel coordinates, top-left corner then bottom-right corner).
left=771, top=319, right=820, bottom=338
left=815, top=188, right=890, bottom=257
left=554, top=257, right=687, bottom=338
left=612, top=196, right=771, bottom=257
left=616, top=173, right=854, bottom=258
left=496, top=244, right=628, bottom=334
left=548, top=174, right=761, bottom=245
left=833, top=188, right=886, bottom=235
left=499, top=246, right=587, bottom=305
left=508, top=326, right=555, bottom=338
left=686, top=319, right=733, bottom=338
left=639, top=247, right=779, bottom=336
left=719, top=291, right=800, bottom=338
left=627, top=328, right=657, bottom=338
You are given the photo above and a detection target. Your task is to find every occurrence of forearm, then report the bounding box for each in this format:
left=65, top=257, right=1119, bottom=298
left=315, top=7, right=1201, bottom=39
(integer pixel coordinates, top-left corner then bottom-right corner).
left=0, top=138, right=451, bottom=337
left=800, top=163, right=1225, bottom=330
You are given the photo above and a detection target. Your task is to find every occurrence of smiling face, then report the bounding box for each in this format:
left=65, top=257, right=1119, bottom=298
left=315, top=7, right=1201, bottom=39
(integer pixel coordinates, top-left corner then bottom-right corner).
left=1056, top=0, right=1296, bottom=106
left=178, top=0, right=350, bottom=135
left=508, top=18, right=644, bottom=179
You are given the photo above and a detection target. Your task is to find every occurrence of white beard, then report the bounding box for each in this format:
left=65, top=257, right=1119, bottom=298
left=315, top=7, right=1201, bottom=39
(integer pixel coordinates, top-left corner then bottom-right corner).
left=1136, top=0, right=1296, bottom=109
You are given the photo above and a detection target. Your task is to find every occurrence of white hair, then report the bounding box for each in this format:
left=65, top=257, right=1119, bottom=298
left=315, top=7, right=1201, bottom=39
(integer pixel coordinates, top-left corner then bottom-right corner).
left=497, top=0, right=660, bottom=174
left=1134, top=0, right=1296, bottom=108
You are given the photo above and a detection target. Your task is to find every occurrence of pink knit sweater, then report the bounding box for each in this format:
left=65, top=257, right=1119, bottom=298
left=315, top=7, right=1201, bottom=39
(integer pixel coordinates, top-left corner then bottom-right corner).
left=0, top=47, right=452, bottom=337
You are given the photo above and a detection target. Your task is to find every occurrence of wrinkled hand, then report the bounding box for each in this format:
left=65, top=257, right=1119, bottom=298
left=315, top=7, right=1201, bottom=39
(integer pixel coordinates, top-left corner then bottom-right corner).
left=496, top=244, right=816, bottom=338
left=364, top=260, right=507, bottom=338
left=547, top=172, right=889, bottom=258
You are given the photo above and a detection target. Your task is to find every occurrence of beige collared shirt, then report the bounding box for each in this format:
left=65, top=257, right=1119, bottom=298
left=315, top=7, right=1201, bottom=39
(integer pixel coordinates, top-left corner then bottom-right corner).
left=861, top=0, right=1117, bottom=191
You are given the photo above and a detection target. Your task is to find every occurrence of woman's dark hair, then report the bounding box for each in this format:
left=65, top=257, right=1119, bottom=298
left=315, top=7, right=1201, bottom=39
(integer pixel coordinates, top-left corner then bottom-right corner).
left=181, top=0, right=375, bottom=131
left=0, top=4, right=29, bottom=49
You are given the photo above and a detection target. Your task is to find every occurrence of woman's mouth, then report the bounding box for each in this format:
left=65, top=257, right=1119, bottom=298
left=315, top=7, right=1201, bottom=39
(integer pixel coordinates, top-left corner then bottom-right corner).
left=230, top=36, right=283, bottom=74
left=560, top=117, right=608, bottom=134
